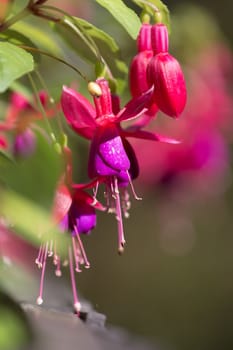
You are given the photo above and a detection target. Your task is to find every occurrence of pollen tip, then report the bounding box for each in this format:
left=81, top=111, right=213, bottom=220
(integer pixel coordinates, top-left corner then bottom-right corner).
left=55, top=270, right=62, bottom=277
left=84, top=263, right=91, bottom=269
left=74, top=302, right=81, bottom=313
left=118, top=245, right=125, bottom=255
left=88, top=81, right=102, bottom=97
left=36, top=297, right=43, bottom=305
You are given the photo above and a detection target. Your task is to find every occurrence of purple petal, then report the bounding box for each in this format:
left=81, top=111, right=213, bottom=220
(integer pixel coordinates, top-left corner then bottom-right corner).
left=61, top=86, right=97, bottom=139
left=117, top=87, right=153, bottom=122
left=70, top=202, right=96, bottom=235
left=123, top=129, right=181, bottom=144
left=98, top=126, right=130, bottom=171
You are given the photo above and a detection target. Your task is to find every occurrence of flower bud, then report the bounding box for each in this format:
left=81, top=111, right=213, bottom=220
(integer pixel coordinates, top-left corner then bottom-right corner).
left=147, top=53, right=187, bottom=118
left=129, top=51, right=153, bottom=97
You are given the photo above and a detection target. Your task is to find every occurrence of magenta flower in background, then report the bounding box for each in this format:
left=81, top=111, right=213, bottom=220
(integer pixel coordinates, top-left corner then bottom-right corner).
left=61, top=78, right=179, bottom=253
left=147, top=24, right=187, bottom=118
left=0, top=91, right=59, bottom=158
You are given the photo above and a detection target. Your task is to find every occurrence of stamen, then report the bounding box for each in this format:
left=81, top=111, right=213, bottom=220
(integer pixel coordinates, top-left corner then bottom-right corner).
left=35, top=244, right=43, bottom=268
left=126, top=171, right=142, bottom=200
left=68, top=246, right=81, bottom=315
left=36, top=242, right=48, bottom=306
left=55, top=255, right=62, bottom=277
left=113, top=176, right=126, bottom=254
left=121, top=189, right=131, bottom=219
left=92, top=181, right=99, bottom=199
left=48, top=240, right=53, bottom=257
left=53, top=241, right=58, bottom=265
left=74, top=226, right=90, bottom=269
left=72, top=236, right=81, bottom=272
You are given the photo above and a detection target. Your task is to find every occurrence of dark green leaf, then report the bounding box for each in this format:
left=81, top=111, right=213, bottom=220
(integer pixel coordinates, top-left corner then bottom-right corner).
left=0, top=42, right=34, bottom=92
left=95, top=0, right=141, bottom=39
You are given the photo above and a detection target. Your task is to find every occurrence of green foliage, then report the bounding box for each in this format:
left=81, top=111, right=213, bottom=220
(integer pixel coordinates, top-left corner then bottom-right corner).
left=95, top=0, right=141, bottom=39
left=0, top=42, right=34, bottom=92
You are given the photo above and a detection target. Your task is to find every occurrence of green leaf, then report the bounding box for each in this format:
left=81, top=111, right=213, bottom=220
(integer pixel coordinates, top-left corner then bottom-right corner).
left=0, top=29, right=41, bottom=63
left=95, top=0, right=141, bottom=39
left=133, top=0, right=171, bottom=33
left=0, top=42, right=34, bottom=92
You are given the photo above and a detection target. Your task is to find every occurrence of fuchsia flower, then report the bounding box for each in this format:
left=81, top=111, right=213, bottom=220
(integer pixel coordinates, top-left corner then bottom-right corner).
left=147, top=24, right=187, bottom=118
left=0, top=91, right=59, bottom=157
left=61, top=77, right=179, bottom=253
left=35, top=146, right=105, bottom=313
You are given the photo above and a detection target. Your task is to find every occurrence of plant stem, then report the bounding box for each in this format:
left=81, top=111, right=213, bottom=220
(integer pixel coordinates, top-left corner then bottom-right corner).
left=0, top=8, right=30, bottom=32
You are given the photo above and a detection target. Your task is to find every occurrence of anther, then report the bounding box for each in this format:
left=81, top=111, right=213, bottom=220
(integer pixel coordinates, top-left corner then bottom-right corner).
left=88, top=82, right=102, bottom=97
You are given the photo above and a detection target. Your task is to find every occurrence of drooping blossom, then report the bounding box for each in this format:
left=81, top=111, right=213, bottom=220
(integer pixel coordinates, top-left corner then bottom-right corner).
left=147, top=23, right=187, bottom=118
left=35, top=145, right=105, bottom=313
left=61, top=78, right=179, bottom=253
left=0, top=91, right=59, bottom=157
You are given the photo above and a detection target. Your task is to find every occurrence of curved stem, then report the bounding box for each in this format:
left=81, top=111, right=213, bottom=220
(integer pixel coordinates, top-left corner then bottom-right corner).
left=19, top=45, right=88, bottom=81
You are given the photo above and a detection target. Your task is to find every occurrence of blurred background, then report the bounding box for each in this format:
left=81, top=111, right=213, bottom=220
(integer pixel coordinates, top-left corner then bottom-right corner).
left=1, top=0, right=233, bottom=349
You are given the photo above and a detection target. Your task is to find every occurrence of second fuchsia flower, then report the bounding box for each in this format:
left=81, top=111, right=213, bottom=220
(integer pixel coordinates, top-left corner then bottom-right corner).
left=36, top=145, right=105, bottom=313
left=61, top=77, right=179, bottom=253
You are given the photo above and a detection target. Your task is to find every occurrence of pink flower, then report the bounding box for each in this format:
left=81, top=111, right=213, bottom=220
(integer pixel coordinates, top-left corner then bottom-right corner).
left=61, top=78, right=178, bottom=253
left=147, top=24, right=187, bottom=118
